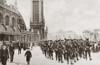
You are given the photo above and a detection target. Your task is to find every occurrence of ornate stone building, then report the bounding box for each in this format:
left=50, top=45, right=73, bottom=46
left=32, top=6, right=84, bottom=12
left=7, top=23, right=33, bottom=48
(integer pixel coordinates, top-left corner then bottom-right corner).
left=0, top=0, right=27, bottom=43
left=30, top=0, right=48, bottom=42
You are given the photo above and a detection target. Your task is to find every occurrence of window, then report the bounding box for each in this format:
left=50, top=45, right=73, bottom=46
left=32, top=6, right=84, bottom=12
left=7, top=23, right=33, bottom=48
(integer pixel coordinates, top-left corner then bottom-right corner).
left=5, top=15, right=9, bottom=26
left=5, top=35, right=9, bottom=41
left=33, top=1, right=39, bottom=24
left=10, top=36, right=14, bottom=41
left=0, top=13, right=2, bottom=23
left=17, top=18, right=19, bottom=27
left=12, top=17, right=15, bottom=27
left=18, top=19, right=22, bottom=29
left=0, top=35, right=4, bottom=41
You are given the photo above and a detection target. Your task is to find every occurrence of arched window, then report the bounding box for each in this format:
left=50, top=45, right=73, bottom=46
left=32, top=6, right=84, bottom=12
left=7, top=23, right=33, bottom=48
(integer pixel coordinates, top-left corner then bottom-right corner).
left=12, top=17, right=15, bottom=27
left=0, top=13, right=2, bottom=23
left=19, top=19, right=22, bottom=24
left=17, top=18, right=19, bottom=27
left=5, top=15, right=9, bottom=26
left=18, top=19, right=22, bottom=28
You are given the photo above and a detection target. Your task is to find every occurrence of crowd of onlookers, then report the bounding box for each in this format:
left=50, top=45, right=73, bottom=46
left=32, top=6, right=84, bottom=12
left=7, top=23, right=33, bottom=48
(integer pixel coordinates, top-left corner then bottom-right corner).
left=0, top=41, right=34, bottom=65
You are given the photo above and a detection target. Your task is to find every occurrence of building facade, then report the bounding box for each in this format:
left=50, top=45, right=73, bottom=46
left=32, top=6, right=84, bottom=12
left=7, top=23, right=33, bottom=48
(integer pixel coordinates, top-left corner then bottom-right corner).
left=30, top=0, right=48, bottom=42
left=94, top=29, right=100, bottom=42
left=83, top=30, right=91, bottom=40
left=0, top=0, right=27, bottom=43
left=83, top=29, right=100, bottom=42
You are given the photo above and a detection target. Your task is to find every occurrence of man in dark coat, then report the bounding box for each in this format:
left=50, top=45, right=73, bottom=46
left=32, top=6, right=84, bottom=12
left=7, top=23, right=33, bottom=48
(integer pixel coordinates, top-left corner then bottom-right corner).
left=9, top=42, right=15, bottom=63
left=25, top=49, right=32, bottom=65
left=0, top=42, right=2, bottom=62
left=18, top=41, right=22, bottom=54
left=1, top=45, right=9, bottom=65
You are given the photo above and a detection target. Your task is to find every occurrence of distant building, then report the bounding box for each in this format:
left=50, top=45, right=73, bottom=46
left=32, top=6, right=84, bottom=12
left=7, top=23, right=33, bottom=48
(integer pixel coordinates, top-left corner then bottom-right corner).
left=83, top=29, right=100, bottom=42
left=47, top=31, right=79, bottom=40
left=0, top=0, right=27, bottom=43
left=30, top=0, right=48, bottom=42
left=94, top=29, right=100, bottom=42
left=83, top=30, right=91, bottom=40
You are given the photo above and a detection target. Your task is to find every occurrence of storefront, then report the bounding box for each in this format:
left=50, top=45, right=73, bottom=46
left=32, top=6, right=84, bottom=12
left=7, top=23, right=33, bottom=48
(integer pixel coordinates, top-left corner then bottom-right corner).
left=0, top=24, right=22, bottom=43
left=0, top=24, right=7, bottom=41
left=14, top=27, right=22, bottom=42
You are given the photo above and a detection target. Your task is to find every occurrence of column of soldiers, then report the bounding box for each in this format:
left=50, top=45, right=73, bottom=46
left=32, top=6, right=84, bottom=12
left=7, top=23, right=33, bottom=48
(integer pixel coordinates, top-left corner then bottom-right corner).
left=39, top=38, right=94, bottom=65
left=0, top=41, right=33, bottom=65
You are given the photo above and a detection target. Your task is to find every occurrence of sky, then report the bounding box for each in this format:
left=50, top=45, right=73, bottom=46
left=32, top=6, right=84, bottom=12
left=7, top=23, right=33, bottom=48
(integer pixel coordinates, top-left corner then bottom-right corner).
left=7, top=0, right=100, bottom=35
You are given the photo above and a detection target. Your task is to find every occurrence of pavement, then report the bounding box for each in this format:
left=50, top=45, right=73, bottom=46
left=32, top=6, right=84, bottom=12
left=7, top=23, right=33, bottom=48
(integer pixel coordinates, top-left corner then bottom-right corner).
left=0, top=46, right=100, bottom=65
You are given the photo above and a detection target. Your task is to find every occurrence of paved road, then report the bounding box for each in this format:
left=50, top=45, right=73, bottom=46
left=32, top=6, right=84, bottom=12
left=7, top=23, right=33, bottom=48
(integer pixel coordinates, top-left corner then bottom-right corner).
left=0, top=46, right=100, bottom=65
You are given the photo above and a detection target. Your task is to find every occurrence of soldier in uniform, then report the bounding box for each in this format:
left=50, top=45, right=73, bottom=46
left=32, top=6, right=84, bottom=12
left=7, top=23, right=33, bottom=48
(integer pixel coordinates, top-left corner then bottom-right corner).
left=58, top=47, right=63, bottom=63
left=85, top=39, right=92, bottom=60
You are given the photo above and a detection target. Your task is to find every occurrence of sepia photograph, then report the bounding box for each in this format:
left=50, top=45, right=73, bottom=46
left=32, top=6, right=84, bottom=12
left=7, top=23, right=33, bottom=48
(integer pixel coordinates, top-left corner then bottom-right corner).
left=0, top=0, right=100, bottom=65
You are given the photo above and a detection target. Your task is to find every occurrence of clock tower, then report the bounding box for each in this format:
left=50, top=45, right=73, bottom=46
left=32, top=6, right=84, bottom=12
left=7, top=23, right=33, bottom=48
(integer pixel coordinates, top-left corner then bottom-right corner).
left=30, top=0, right=46, bottom=42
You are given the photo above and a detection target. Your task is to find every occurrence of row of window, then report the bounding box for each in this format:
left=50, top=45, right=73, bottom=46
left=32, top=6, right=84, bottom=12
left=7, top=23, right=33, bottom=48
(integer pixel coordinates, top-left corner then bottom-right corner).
left=0, top=13, right=23, bottom=27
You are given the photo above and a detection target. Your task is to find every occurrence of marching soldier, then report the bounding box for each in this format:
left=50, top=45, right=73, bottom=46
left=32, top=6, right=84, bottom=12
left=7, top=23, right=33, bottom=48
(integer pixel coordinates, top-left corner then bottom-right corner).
left=39, top=38, right=93, bottom=64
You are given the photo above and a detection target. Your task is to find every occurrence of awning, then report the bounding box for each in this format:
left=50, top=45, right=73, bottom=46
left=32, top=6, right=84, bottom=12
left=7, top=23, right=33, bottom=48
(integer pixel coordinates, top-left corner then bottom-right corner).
left=5, top=26, right=15, bottom=35
left=0, top=24, right=7, bottom=34
left=0, top=24, right=22, bottom=36
left=14, top=27, right=21, bottom=35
